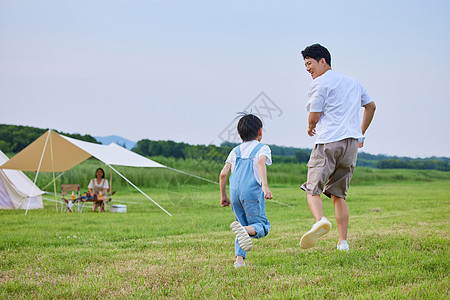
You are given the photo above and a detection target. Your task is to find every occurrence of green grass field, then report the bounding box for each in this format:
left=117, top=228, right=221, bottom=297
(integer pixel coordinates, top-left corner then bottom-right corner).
left=1, top=167, right=449, bottom=299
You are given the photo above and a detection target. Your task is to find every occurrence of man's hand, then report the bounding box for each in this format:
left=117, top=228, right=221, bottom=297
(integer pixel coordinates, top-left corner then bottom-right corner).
left=308, top=128, right=316, bottom=136
left=359, top=141, right=364, bottom=148
left=308, top=112, right=321, bottom=137
left=221, top=196, right=230, bottom=207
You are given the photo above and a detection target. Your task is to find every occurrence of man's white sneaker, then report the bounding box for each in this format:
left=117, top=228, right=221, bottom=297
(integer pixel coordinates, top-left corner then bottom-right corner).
left=300, top=217, right=332, bottom=249
left=234, top=262, right=246, bottom=268
left=337, top=240, right=349, bottom=251
left=230, top=221, right=252, bottom=251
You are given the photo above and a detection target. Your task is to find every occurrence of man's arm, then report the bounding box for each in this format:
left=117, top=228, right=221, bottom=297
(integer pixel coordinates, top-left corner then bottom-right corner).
left=359, top=101, right=376, bottom=148
left=219, top=163, right=231, bottom=207
left=257, top=156, right=273, bottom=199
left=308, top=112, right=322, bottom=136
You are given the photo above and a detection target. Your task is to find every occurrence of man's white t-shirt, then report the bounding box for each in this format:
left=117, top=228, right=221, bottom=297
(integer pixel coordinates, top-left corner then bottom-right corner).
left=226, top=140, right=272, bottom=185
left=306, top=69, right=373, bottom=144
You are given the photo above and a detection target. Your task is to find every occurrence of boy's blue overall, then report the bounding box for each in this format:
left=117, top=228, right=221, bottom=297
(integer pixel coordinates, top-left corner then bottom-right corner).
left=229, top=143, right=271, bottom=258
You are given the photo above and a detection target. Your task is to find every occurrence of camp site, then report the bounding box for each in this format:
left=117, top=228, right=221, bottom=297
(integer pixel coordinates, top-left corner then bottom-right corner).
left=1, top=1, right=450, bottom=299
left=0, top=124, right=448, bottom=299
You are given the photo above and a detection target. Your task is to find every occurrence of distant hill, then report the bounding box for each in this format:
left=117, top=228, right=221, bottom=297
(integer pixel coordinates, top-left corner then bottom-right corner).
left=95, top=135, right=136, bottom=150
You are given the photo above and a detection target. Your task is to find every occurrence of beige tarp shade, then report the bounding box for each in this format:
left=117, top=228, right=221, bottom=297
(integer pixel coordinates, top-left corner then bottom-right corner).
left=0, top=130, right=166, bottom=172
left=0, top=130, right=91, bottom=172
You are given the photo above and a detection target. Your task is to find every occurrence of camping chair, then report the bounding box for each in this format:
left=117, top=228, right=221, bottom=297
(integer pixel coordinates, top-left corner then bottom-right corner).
left=61, top=184, right=81, bottom=213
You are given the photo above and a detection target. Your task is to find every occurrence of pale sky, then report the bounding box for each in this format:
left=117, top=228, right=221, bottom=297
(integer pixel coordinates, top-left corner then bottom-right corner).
left=1, top=0, right=449, bottom=158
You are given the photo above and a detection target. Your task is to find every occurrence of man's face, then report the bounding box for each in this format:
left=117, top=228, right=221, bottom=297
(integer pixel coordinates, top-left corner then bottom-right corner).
left=304, top=57, right=328, bottom=79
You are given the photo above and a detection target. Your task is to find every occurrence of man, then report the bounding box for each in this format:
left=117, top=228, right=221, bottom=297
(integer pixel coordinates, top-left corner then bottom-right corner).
left=299, top=44, right=376, bottom=251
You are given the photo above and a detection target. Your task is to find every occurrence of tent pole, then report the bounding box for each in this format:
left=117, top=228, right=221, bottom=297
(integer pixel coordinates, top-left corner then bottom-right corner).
left=109, top=168, right=112, bottom=194
left=25, top=130, right=51, bottom=215
left=107, top=164, right=172, bottom=217
left=49, top=130, right=58, bottom=212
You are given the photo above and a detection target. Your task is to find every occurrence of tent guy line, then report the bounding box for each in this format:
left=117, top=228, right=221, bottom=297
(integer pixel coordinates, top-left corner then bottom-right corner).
left=107, top=164, right=172, bottom=216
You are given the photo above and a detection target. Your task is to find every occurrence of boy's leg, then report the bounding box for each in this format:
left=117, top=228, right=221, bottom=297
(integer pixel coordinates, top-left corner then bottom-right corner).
left=331, top=195, right=349, bottom=243
left=244, top=225, right=256, bottom=236
left=230, top=191, right=251, bottom=259
left=235, top=237, right=247, bottom=259
left=243, top=195, right=271, bottom=239
left=245, top=219, right=270, bottom=239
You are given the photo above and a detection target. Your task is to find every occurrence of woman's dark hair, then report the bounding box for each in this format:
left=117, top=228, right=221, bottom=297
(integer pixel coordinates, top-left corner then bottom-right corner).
left=301, top=43, right=331, bottom=67
left=95, top=168, right=105, bottom=179
left=237, top=113, right=263, bottom=142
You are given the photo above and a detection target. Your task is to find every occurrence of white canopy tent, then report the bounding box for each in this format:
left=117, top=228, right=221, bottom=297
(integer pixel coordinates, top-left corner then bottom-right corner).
left=0, top=130, right=173, bottom=215
left=0, top=150, right=44, bottom=210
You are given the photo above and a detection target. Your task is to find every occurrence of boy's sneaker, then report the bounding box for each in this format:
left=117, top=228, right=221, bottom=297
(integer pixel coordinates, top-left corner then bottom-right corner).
left=300, top=217, right=332, bottom=249
left=230, top=221, right=252, bottom=251
left=234, top=262, right=246, bottom=268
left=337, top=240, right=349, bottom=251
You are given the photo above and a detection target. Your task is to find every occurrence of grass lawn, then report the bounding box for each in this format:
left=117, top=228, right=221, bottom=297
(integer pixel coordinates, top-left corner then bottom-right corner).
left=0, top=178, right=449, bottom=299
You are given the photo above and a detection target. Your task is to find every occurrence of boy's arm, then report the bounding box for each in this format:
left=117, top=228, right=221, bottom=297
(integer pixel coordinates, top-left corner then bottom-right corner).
left=257, top=155, right=273, bottom=199
left=219, top=163, right=231, bottom=207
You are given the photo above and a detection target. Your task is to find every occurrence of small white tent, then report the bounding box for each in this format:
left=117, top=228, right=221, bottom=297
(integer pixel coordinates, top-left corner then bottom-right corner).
left=0, top=150, right=44, bottom=210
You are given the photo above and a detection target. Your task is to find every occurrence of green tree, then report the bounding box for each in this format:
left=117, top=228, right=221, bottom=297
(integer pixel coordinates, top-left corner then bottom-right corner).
left=295, top=149, right=310, bottom=163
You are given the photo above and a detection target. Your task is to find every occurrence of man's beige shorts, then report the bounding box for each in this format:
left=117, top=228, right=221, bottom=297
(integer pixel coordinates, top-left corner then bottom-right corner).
left=301, top=138, right=358, bottom=199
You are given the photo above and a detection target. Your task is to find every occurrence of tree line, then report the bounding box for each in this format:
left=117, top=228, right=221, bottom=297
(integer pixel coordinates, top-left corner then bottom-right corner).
left=1, top=124, right=449, bottom=171
left=0, top=124, right=98, bottom=154
left=133, top=139, right=312, bottom=164
left=376, top=159, right=450, bottom=171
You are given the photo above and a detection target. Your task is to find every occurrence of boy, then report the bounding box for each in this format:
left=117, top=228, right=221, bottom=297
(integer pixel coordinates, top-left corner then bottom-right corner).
left=299, top=44, right=376, bottom=251
left=219, top=114, right=273, bottom=268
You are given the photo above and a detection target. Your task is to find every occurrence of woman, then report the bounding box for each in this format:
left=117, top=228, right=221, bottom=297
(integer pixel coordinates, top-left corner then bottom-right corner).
left=88, top=168, right=109, bottom=212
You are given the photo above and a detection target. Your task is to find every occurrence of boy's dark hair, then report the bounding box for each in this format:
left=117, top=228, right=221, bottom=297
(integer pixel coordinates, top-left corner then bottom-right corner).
left=301, top=43, right=331, bottom=67
left=95, top=168, right=105, bottom=179
left=237, top=114, right=263, bottom=142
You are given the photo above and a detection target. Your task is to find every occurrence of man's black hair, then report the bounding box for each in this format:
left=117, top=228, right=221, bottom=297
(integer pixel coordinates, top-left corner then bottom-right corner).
left=301, top=43, right=331, bottom=67
left=237, top=113, right=263, bottom=142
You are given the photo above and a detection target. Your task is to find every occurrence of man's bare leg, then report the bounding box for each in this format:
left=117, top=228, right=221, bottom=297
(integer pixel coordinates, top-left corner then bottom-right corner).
left=300, top=193, right=331, bottom=249
left=307, top=193, right=324, bottom=222
left=331, top=195, right=349, bottom=244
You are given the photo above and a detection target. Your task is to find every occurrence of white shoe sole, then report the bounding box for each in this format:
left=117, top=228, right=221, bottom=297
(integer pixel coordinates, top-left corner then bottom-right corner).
left=300, top=220, right=332, bottom=249
left=230, top=221, right=252, bottom=251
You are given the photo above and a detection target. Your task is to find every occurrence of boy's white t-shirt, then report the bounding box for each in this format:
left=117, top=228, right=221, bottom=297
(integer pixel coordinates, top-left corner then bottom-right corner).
left=225, top=140, right=272, bottom=185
